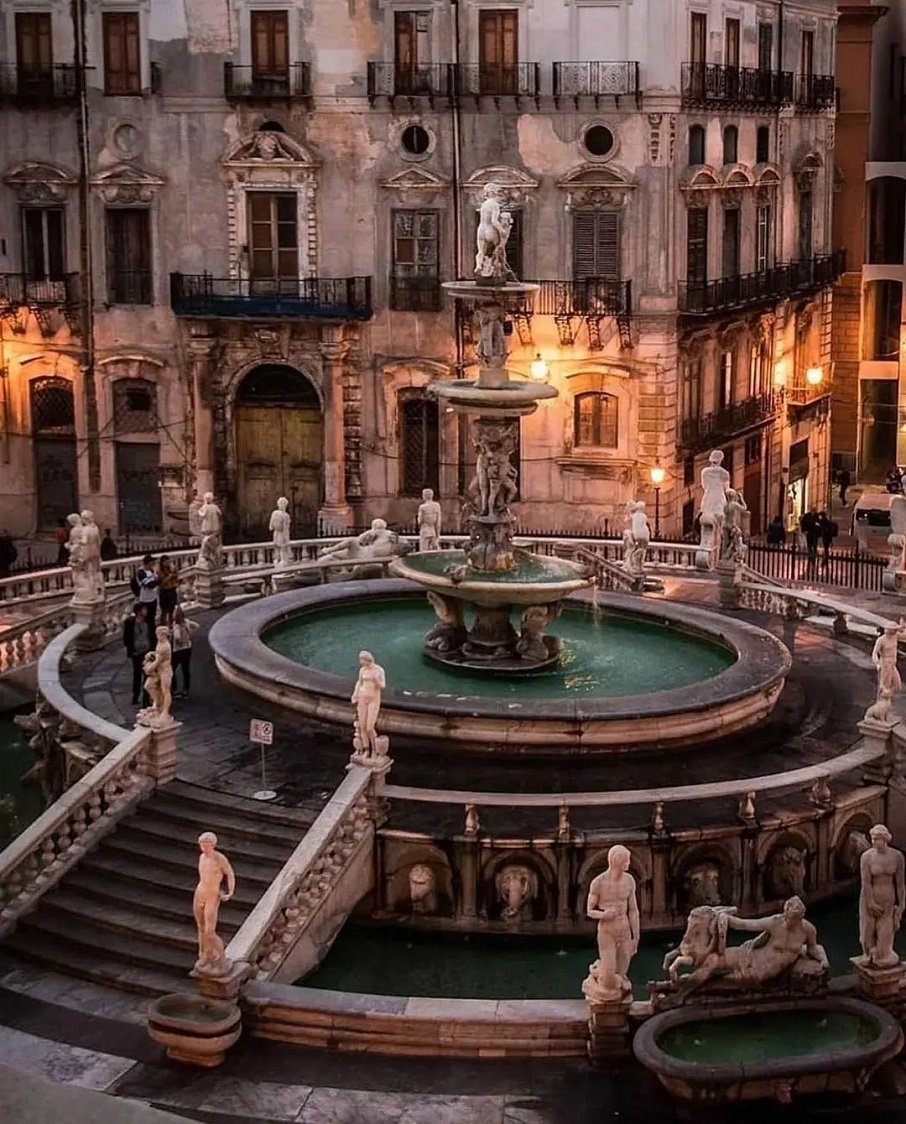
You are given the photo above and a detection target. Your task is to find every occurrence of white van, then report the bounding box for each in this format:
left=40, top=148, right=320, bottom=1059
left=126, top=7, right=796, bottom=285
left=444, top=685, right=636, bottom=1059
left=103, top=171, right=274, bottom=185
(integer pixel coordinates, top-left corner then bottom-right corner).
left=852, top=492, right=895, bottom=553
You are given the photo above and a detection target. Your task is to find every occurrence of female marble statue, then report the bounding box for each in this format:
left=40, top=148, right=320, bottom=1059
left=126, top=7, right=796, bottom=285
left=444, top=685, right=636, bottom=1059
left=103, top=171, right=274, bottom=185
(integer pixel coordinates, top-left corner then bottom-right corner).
left=80, top=510, right=105, bottom=600
left=269, top=497, right=292, bottom=568
left=351, top=649, right=386, bottom=756
left=700, top=450, right=731, bottom=523
left=858, top=824, right=905, bottom=968
left=197, top=493, right=223, bottom=570
left=138, top=626, right=174, bottom=728
left=475, top=183, right=512, bottom=279
left=872, top=624, right=904, bottom=697
left=586, top=844, right=640, bottom=998
left=65, top=513, right=92, bottom=603
left=417, top=489, right=442, bottom=552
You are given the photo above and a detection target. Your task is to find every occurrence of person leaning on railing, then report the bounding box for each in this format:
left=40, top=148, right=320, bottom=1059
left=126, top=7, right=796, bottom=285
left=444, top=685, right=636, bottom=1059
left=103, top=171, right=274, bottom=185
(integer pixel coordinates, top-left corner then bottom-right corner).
left=157, top=555, right=179, bottom=626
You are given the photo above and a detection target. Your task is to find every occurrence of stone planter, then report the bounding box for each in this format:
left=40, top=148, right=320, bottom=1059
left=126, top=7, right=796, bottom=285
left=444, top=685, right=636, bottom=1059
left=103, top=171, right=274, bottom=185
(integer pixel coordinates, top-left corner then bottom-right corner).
left=147, top=992, right=241, bottom=1067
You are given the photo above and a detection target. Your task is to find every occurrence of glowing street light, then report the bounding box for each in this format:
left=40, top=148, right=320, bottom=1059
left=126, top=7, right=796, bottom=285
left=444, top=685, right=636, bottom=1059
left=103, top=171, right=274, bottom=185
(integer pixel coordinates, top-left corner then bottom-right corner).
left=649, top=459, right=665, bottom=537
left=805, top=365, right=824, bottom=387
left=529, top=353, right=549, bottom=381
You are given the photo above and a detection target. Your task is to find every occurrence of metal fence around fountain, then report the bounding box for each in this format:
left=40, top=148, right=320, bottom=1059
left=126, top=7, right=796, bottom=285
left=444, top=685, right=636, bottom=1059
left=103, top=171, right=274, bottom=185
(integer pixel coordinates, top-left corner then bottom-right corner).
left=745, top=540, right=886, bottom=592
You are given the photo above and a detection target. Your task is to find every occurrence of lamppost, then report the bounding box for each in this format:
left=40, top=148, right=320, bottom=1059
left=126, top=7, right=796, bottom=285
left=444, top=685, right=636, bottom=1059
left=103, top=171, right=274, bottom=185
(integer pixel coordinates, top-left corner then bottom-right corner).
left=649, top=459, right=666, bottom=539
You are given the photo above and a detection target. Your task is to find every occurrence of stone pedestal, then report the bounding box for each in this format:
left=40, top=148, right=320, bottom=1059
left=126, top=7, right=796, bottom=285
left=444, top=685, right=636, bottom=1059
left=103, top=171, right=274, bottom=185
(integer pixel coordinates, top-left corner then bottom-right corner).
left=717, top=560, right=741, bottom=609
left=851, top=958, right=906, bottom=1017
left=71, top=598, right=107, bottom=651
left=194, top=959, right=250, bottom=1002
left=583, top=971, right=634, bottom=1060
left=859, top=718, right=898, bottom=783
left=318, top=504, right=354, bottom=535
left=195, top=567, right=224, bottom=609
left=148, top=719, right=182, bottom=784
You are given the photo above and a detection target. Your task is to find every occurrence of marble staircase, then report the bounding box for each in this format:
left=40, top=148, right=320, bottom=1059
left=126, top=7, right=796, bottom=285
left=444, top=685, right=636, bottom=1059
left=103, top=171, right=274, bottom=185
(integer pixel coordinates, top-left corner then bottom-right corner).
left=1, top=781, right=310, bottom=997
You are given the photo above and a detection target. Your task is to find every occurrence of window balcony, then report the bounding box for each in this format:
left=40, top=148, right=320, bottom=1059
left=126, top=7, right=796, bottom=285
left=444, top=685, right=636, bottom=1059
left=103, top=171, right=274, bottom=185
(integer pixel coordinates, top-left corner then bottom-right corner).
left=681, top=62, right=792, bottom=108
left=794, top=73, right=836, bottom=110
left=552, top=61, right=640, bottom=107
left=522, top=278, right=632, bottom=318
left=450, top=63, right=540, bottom=105
left=679, top=251, right=845, bottom=315
left=0, top=272, right=80, bottom=310
left=223, top=62, right=311, bottom=101
left=389, top=275, right=442, bottom=312
left=367, top=63, right=451, bottom=105
left=170, top=273, right=373, bottom=320
left=680, top=391, right=778, bottom=452
left=0, top=64, right=78, bottom=104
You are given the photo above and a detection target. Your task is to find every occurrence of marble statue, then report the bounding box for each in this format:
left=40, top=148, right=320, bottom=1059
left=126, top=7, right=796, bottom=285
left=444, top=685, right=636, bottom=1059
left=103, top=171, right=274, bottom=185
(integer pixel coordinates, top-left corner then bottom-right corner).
left=660, top=897, right=827, bottom=998
left=684, top=863, right=722, bottom=908
left=351, top=649, right=386, bottom=757
left=80, top=510, right=105, bottom=600
left=872, top=624, right=904, bottom=697
left=722, top=489, right=749, bottom=564
left=424, top=591, right=466, bottom=653
left=767, top=845, right=807, bottom=900
left=857, top=824, right=905, bottom=969
left=584, top=845, right=640, bottom=1000
left=622, top=501, right=651, bottom=576
left=497, top=865, right=538, bottom=921
left=65, top=513, right=92, bottom=604
left=188, top=492, right=203, bottom=543
left=408, top=864, right=438, bottom=915
left=319, top=518, right=400, bottom=565
left=889, top=495, right=906, bottom=573
left=474, top=182, right=514, bottom=280
left=417, top=488, right=442, bottom=552
left=197, top=493, right=223, bottom=570
left=697, top=450, right=731, bottom=568
left=516, top=603, right=559, bottom=662
left=137, top=626, right=174, bottom=729
left=192, top=831, right=236, bottom=976
left=269, top=497, right=292, bottom=568
left=475, top=302, right=508, bottom=369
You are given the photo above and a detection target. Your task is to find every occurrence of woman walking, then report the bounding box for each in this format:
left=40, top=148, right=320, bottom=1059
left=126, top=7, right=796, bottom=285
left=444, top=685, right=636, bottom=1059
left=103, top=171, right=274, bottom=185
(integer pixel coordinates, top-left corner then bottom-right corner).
left=157, top=554, right=179, bottom=626
left=171, top=607, right=198, bottom=699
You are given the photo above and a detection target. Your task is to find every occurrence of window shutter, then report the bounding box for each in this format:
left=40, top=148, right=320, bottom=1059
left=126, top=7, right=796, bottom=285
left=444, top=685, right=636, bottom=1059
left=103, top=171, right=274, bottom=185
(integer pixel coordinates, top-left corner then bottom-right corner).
left=16, top=13, right=53, bottom=73
left=572, top=211, right=620, bottom=280
left=395, top=12, right=414, bottom=71
left=686, top=208, right=708, bottom=284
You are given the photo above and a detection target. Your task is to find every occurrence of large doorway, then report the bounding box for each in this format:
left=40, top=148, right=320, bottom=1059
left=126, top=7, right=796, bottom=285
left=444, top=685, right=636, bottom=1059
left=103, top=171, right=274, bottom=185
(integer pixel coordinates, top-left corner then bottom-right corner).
left=31, top=377, right=78, bottom=530
left=114, top=378, right=161, bottom=533
left=234, top=364, right=323, bottom=539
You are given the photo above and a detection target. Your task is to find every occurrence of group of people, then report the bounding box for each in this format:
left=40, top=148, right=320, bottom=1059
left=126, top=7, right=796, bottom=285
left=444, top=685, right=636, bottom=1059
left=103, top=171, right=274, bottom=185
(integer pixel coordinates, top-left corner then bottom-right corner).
left=799, top=507, right=839, bottom=567
left=123, top=552, right=196, bottom=706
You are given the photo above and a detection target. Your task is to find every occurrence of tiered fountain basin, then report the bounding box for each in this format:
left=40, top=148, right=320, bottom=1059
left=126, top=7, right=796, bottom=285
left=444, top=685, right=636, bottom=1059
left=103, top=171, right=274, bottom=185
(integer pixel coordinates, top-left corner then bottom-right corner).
left=209, top=579, right=791, bottom=753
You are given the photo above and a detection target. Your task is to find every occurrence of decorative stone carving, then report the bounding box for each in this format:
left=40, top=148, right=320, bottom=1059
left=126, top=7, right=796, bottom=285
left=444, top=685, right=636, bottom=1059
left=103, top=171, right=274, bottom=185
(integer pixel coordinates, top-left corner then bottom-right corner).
left=137, top=626, right=174, bottom=729
left=657, top=897, right=828, bottom=1004
left=464, top=804, right=480, bottom=836
left=269, top=497, right=292, bottom=568
left=583, top=845, right=639, bottom=1002
left=197, top=493, right=224, bottom=570
left=424, top=591, right=467, bottom=653
left=474, top=302, right=509, bottom=370
left=838, top=829, right=871, bottom=876
left=4, top=161, right=76, bottom=202
left=191, top=832, right=236, bottom=978
left=766, top=846, right=807, bottom=900
left=516, top=603, right=561, bottom=662
left=696, top=450, right=731, bottom=570
left=15, top=699, right=65, bottom=804
left=319, top=519, right=401, bottom=566
left=684, top=863, right=722, bottom=908
left=722, top=489, right=748, bottom=564
left=459, top=418, right=519, bottom=572
left=417, top=488, right=442, bottom=552
left=66, top=513, right=102, bottom=605
left=408, top=864, right=438, bottom=915
left=351, top=650, right=387, bottom=759
left=622, top=500, right=651, bottom=576
left=647, top=113, right=663, bottom=163
left=856, top=825, right=905, bottom=969
left=866, top=624, right=905, bottom=723
left=91, top=163, right=165, bottom=204
left=559, top=165, right=635, bottom=212
left=496, top=864, right=538, bottom=921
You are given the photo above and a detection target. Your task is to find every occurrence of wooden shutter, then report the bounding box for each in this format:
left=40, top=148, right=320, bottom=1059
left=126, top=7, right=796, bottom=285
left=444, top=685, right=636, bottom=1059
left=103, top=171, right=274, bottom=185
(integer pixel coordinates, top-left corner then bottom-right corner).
left=725, top=19, right=740, bottom=67
left=16, top=13, right=53, bottom=75
left=103, top=12, right=141, bottom=94
left=251, top=11, right=289, bottom=77
left=686, top=208, right=708, bottom=285
left=572, top=211, right=620, bottom=280
left=800, top=31, right=814, bottom=77
left=248, top=193, right=297, bottom=282
left=106, top=209, right=151, bottom=303
left=395, top=12, right=414, bottom=72
left=798, top=191, right=813, bottom=259
left=23, top=208, right=65, bottom=280
left=690, top=13, right=706, bottom=65
left=479, top=10, right=518, bottom=93
left=758, top=23, right=773, bottom=71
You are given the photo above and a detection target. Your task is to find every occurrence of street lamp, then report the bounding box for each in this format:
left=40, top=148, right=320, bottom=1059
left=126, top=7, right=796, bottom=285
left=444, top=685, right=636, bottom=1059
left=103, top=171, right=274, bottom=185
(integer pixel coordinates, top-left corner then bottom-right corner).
left=529, top=353, right=549, bottom=382
left=649, top=459, right=666, bottom=538
left=805, top=365, right=824, bottom=387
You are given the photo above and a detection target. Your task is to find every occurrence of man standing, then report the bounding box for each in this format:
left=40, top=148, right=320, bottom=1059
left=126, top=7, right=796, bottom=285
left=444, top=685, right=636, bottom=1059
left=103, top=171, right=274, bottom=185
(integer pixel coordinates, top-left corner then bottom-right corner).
left=800, top=507, right=821, bottom=573
left=123, top=602, right=152, bottom=707
left=858, top=824, right=905, bottom=968
left=838, top=466, right=851, bottom=507
left=132, top=553, right=159, bottom=633
left=818, top=511, right=837, bottom=568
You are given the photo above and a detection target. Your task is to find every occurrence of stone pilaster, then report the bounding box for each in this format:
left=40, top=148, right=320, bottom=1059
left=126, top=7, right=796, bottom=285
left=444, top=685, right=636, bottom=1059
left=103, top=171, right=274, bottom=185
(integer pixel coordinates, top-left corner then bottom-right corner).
left=147, top=719, right=182, bottom=784
left=851, top=958, right=906, bottom=1018
left=318, top=334, right=353, bottom=533
left=583, top=977, right=634, bottom=1060
left=71, top=599, right=107, bottom=652
left=195, top=567, right=225, bottom=609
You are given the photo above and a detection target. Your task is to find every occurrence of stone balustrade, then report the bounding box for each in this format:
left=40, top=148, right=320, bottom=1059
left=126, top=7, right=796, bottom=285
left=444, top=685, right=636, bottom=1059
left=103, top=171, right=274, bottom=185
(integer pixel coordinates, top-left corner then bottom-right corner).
left=0, top=604, right=75, bottom=675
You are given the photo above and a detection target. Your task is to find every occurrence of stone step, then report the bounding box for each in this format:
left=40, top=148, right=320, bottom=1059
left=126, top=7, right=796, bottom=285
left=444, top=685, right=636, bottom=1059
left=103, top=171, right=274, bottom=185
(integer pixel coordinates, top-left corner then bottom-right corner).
left=103, top=830, right=280, bottom=888
left=126, top=811, right=296, bottom=865
left=78, top=851, right=265, bottom=909
left=1, top=926, right=181, bottom=998
left=145, top=793, right=307, bottom=848
left=64, top=868, right=249, bottom=929
left=159, top=780, right=313, bottom=832
left=15, top=910, right=196, bottom=974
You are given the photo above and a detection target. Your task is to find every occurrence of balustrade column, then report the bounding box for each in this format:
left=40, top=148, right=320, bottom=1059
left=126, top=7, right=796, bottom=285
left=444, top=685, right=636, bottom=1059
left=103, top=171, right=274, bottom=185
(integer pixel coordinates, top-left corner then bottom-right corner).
left=318, top=337, right=353, bottom=534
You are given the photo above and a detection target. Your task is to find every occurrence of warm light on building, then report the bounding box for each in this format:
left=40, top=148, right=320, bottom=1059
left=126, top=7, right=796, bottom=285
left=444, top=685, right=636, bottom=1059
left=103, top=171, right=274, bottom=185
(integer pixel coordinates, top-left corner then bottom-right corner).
left=529, top=353, right=549, bottom=382
left=649, top=461, right=666, bottom=487
left=806, top=366, right=824, bottom=387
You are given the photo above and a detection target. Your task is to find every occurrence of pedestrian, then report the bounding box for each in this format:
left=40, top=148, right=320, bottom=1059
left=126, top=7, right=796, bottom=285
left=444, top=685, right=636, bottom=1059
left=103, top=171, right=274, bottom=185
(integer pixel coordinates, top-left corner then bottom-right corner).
left=130, top=553, right=159, bottom=634
left=171, top=606, right=198, bottom=699
left=886, top=465, right=903, bottom=494
left=819, top=511, right=838, bottom=568
left=55, top=517, right=69, bottom=566
left=0, top=529, right=17, bottom=580
left=157, top=554, right=179, bottom=626
left=838, top=466, right=851, bottom=507
left=100, top=529, right=118, bottom=562
left=766, top=515, right=786, bottom=546
left=123, top=602, right=152, bottom=707
left=800, top=507, right=821, bottom=571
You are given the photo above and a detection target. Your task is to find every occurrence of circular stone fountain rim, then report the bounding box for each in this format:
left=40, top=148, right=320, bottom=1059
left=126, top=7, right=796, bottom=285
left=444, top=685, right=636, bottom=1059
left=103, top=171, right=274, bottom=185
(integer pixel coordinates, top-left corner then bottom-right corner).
left=208, top=579, right=791, bottom=725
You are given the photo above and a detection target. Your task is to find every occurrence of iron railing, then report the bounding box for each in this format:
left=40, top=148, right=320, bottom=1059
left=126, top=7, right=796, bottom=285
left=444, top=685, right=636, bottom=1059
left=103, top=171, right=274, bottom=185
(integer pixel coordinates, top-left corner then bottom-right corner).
left=367, top=62, right=451, bottom=103
left=390, top=275, right=443, bottom=312
left=223, top=62, right=311, bottom=100
left=451, top=63, right=540, bottom=101
left=681, top=62, right=792, bottom=107
left=552, top=61, right=640, bottom=105
left=0, top=273, right=80, bottom=308
left=746, top=541, right=885, bottom=593
left=0, top=64, right=78, bottom=102
left=679, top=251, right=845, bottom=314
left=794, top=73, right=836, bottom=109
left=170, top=273, right=373, bottom=320
left=680, top=391, right=777, bottom=452
left=521, top=278, right=632, bottom=317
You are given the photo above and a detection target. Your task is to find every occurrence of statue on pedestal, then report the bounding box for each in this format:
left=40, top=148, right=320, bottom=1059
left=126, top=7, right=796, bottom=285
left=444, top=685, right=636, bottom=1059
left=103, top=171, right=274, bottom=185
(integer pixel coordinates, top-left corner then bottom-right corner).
left=856, top=824, right=905, bottom=969
left=319, top=518, right=400, bottom=565
left=474, top=183, right=514, bottom=281
left=80, top=510, right=105, bottom=600
left=417, top=488, right=442, bottom=552
left=697, top=450, right=731, bottom=568
left=722, top=489, right=749, bottom=564
left=867, top=624, right=905, bottom=723
left=351, top=649, right=386, bottom=758
left=65, top=513, right=92, bottom=604
left=192, top=831, right=236, bottom=977
left=269, top=497, right=292, bottom=568
left=137, top=626, right=174, bottom=729
left=475, top=302, right=508, bottom=369
left=197, top=493, right=223, bottom=570
left=622, top=501, right=651, bottom=576
left=583, top=845, right=640, bottom=1002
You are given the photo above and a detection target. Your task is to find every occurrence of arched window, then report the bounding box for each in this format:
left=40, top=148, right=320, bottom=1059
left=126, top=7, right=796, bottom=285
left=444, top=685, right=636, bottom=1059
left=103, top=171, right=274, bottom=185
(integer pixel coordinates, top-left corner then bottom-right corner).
left=688, top=124, right=705, bottom=166
left=399, top=389, right=439, bottom=496
left=113, top=378, right=158, bottom=434
left=574, top=392, right=618, bottom=448
left=31, top=377, right=75, bottom=434
left=722, top=125, right=738, bottom=165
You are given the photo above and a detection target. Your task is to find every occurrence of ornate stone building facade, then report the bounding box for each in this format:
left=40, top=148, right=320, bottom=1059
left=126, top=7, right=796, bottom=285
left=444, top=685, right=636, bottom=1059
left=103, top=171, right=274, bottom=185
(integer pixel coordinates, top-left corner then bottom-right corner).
left=0, top=0, right=839, bottom=539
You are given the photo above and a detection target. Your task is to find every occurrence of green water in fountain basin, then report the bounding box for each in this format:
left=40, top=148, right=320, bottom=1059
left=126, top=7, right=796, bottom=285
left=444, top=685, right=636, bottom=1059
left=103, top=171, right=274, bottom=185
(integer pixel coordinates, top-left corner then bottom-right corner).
left=264, top=599, right=734, bottom=699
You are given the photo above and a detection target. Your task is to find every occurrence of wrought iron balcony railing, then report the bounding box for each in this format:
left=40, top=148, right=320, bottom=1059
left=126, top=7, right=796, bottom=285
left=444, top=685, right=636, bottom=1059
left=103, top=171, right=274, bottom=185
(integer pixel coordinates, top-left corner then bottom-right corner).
left=451, top=63, right=540, bottom=103
left=681, top=62, right=792, bottom=107
left=0, top=64, right=78, bottom=103
left=520, top=278, right=632, bottom=318
left=389, top=275, right=443, bottom=312
left=367, top=63, right=451, bottom=104
left=0, top=273, right=80, bottom=309
left=223, top=62, right=311, bottom=100
left=794, top=73, right=836, bottom=109
left=552, top=62, right=640, bottom=107
left=681, top=391, right=778, bottom=452
left=679, top=251, right=845, bottom=315
left=170, top=273, right=373, bottom=320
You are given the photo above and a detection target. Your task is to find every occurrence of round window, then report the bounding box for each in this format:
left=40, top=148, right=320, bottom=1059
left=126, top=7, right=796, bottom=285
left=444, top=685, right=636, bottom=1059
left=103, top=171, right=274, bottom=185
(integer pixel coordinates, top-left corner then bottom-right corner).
left=583, top=124, right=615, bottom=158
left=401, top=124, right=430, bottom=156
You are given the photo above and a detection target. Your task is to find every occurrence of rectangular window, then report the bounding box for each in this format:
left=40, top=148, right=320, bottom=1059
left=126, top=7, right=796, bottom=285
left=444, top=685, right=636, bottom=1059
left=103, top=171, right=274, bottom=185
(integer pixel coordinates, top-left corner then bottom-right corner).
left=22, top=207, right=65, bottom=280
left=756, top=203, right=772, bottom=271
left=574, top=392, right=618, bottom=448
left=392, top=209, right=440, bottom=311
left=399, top=392, right=440, bottom=496
left=479, top=10, right=518, bottom=95
left=251, top=10, right=289, bottom=78
left=798, top=190, right=813, bottom=259
left=686, top=208, right=708, bottom=286
left=682, top=359, right=702, bottom=423
left=722, top=208, right=740, bottom=277
left=103, top=12, right=141, bottom=95
left=16, top=12, right=53, bottom=88
left=690, top=12, right=707, bottom=64
left=800, top=30, right=815, bottom=78
left=248, top=192, right=298, bottom=283
left=756, top=125, right=770, bottom=164
left=719, top=350, right=734, bottom=410
left=725, top=19, right=740, bottom=68
left=105, top=208, right=151, bottom=304
left=757, top=22, right=774, bottom=70
left=394, top=11, right=431, bottom=94
left=745, top=434, right=762, bottom=465
left=572, top=210, right=620, bottom=280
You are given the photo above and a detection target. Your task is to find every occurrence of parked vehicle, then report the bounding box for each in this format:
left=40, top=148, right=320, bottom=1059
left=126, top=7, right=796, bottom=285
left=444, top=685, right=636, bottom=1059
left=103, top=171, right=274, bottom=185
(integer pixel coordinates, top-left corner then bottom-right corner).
left=852, top=493, right=895, bottom=553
